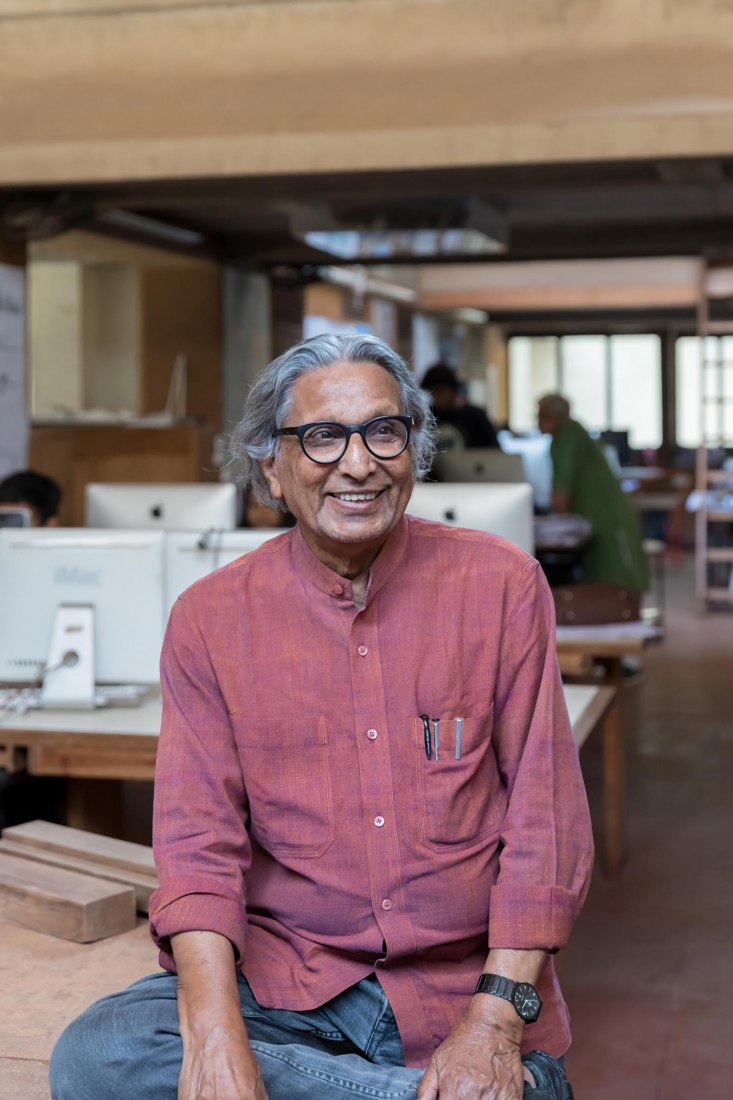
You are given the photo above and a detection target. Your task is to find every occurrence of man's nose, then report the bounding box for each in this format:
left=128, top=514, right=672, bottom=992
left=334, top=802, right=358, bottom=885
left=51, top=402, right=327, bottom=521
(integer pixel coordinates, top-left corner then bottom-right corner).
left=338, top=432, right=377, bottom=477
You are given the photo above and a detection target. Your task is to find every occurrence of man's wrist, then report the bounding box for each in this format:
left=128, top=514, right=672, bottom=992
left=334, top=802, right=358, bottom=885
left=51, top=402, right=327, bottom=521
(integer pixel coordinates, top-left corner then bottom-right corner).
left=466, top=990, right=525, bottom=1042
left=474, top=974, right=543, bottom=1025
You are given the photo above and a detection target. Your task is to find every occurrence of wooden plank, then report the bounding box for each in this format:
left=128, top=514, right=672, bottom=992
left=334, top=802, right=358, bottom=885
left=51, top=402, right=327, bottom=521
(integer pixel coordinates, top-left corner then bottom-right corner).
left=0, top=838, right=156, bottom=914
left=2, top=819, right=156, bottom=877
left=0, top=851, right=136, bottom=942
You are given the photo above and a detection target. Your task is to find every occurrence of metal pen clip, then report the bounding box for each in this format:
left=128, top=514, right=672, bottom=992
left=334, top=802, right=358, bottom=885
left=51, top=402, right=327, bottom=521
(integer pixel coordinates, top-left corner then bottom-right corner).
left=455, top=717, right=463, bottom=760
left=432, top=718, right=439, bottom=762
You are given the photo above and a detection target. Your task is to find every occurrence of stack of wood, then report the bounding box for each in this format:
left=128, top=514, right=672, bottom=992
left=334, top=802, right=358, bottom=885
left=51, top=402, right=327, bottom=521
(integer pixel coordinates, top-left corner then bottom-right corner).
left=0, top=820, right=158, bottom=943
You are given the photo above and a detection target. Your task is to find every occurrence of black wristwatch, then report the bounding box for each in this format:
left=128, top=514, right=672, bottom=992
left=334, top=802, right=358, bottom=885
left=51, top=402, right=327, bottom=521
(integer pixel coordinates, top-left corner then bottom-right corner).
left=474, top=973, right=542, bottom=1023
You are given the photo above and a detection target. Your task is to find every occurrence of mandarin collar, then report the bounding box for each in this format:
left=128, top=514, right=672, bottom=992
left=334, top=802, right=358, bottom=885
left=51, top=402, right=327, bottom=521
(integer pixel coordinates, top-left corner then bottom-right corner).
left=290, top=515, right=410, bottom=606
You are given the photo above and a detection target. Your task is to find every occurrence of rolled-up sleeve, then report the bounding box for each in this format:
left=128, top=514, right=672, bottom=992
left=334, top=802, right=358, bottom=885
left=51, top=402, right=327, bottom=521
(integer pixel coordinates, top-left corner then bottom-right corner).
left=149, top=596, right=250, bottom=971
left=488, top=558, right=594, bottom=951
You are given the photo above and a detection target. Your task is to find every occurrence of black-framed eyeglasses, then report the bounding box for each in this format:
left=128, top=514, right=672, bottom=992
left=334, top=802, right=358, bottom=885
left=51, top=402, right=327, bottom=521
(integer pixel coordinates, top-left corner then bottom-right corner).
left=274, top=415, right=414, bottom=464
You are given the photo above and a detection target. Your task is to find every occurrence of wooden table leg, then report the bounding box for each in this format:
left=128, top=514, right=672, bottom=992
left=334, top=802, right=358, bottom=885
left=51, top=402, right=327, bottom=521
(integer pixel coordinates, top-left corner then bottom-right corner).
left=599, top=660, right=628, bottom=877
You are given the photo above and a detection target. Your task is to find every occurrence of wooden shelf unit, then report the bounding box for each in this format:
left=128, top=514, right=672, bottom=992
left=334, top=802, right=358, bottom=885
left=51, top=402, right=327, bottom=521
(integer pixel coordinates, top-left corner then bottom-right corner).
left=694, top=261, right=733, bottom=611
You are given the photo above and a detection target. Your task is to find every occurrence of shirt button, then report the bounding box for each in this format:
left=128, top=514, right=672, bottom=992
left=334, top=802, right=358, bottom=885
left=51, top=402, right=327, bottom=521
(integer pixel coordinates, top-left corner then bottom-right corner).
left=367, top=728, right=378, bottom=740
left=374, top=816, right=385, bottom=827
left=381, top=899, right=393, bottom=911
left=332, top=584, right=344, bottom=596
left=357, top=644, right=368, bottom=656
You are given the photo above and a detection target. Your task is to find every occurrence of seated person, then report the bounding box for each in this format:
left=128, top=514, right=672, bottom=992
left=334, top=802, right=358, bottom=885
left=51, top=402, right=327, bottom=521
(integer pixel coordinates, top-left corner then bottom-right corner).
left=421, top=363, right=500, bottom=449
left=537, top=394, right=649, bottom=591
left=0, top=469, right=61, bottom=527
left=50, top=334, right=592, bottom=1100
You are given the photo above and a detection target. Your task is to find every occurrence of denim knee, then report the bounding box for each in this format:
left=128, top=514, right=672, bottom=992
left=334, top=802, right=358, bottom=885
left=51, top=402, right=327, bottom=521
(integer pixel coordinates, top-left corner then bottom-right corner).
left=49, top=975, right=181, bottom=1100
left=49, top=1009, right=113, bottom=1100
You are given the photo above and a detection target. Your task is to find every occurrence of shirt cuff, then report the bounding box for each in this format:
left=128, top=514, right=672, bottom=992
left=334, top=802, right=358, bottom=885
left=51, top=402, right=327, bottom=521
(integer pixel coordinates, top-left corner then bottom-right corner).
left=149, top=874, right=247, bottom=971
left=488, top=884, right=580, bottom=951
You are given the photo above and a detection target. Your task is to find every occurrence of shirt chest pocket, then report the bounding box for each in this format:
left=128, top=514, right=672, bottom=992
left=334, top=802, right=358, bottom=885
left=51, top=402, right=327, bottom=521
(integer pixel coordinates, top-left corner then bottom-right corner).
left=416, top=704, right=504, bottom=851
left=230, top=715, right=335, bottom=859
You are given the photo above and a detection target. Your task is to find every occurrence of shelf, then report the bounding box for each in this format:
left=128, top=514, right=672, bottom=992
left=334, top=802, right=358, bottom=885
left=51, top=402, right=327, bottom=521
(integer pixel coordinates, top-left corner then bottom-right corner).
left=706, top=548, right=733, bottom=561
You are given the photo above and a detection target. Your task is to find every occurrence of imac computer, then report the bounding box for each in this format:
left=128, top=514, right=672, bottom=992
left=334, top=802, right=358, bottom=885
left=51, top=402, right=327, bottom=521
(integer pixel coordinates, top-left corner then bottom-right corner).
left=85, top=482, right=238, bottom=532
left=496, top=432, right=553, bottom=511
left=433, top=449, right=527, bottom=484
left=0, top=506, right=32, bottom=528
left=407, top=482, right=534, bottom=554
left=0, top=528, right=166, bottom=707
left=165, top=528, right=286, bottom=613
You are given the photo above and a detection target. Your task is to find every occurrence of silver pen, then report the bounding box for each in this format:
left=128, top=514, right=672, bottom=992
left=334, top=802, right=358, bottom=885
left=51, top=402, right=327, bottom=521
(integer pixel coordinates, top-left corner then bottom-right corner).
left=455, top=717, right=463, bottom=760
left=432, top=718, right=439, bottom=762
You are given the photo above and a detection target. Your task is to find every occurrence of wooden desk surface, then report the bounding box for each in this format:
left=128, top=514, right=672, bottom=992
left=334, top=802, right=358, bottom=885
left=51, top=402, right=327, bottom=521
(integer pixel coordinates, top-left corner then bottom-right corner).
left=555, top=621, right=659, bottom=659
left=563, top=683, right=615, bottom=750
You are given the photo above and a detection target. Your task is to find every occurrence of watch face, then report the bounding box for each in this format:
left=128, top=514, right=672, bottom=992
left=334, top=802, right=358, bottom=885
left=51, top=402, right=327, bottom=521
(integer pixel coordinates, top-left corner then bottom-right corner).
left=513, top=982, right=542, bottom=1022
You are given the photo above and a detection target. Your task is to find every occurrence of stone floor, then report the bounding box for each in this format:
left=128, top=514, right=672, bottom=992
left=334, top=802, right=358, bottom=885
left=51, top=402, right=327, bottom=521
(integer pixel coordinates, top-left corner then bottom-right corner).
left=562, top=553, right=733, bottom=1098
left=1, top=551, right=730, bottom=1099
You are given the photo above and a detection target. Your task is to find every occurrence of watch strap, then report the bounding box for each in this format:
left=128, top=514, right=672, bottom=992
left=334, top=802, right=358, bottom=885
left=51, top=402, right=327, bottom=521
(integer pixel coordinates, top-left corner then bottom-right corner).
left=474, top=973, right=517, bottom=1002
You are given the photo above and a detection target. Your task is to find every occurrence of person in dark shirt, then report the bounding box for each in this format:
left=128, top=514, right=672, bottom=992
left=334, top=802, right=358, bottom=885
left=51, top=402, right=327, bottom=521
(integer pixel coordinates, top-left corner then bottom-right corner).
left=0, top=469, right=61, bottom=527
left=421, top=363, right=500, bottom=449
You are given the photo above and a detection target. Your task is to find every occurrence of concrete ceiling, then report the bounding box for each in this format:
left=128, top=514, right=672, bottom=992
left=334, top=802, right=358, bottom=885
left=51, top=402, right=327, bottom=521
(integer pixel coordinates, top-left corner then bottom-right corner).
left=7, top=153, right=733, bottom=322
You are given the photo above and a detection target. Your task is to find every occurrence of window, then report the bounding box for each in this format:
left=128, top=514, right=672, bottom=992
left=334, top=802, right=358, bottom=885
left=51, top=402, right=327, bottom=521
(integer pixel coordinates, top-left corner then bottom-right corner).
left=676, top=336, right=733, bottom=447
left=508, top=334, right=662, bottom=450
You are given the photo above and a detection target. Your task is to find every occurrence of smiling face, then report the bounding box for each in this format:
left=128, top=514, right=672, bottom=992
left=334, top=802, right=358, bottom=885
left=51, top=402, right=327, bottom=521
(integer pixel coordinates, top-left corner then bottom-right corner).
left=260, top=360, right=414, bottom=576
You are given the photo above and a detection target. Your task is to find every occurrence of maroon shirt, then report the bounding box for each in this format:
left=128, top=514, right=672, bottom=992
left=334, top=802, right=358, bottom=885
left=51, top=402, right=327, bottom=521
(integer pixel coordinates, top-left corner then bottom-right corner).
left=150, top=515, right=593, bottom=1066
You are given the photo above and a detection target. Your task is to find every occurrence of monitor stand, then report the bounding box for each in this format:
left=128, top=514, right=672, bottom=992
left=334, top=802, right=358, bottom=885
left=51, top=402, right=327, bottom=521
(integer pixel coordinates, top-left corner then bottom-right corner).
left=41, top=604, right=96, bottom=710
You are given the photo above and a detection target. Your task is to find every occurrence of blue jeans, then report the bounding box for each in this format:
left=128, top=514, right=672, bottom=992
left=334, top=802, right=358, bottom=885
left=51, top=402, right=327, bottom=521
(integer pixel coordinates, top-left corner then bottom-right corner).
left=49, top=971, right=573, bottom=1099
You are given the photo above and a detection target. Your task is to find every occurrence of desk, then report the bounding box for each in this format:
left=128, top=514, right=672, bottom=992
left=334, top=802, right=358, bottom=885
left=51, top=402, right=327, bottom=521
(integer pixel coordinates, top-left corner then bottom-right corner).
left=0, top=697, right=160, bottom=833
left=555, top=620, right=658, bottom=680
left=564, top=682, right=621, bottom=875
left=2, top=685, right=623, bottom=874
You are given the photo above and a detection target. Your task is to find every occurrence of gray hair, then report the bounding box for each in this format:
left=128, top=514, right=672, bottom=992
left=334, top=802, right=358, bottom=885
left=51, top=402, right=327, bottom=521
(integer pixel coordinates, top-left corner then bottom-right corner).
left=230, top=333, right=438, bottom=508
left=538, top=393, right=571, bottom=418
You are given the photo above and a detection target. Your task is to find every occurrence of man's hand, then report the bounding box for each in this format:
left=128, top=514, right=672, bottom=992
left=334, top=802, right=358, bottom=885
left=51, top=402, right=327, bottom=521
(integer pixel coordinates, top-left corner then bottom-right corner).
left=173, top=930, right=269, bottom=1100
left=417, top=996, right=526, bottom=1100
left=179, top=1022, right=268, bottom=1100
left=418, top=948, right=545, bottom=1100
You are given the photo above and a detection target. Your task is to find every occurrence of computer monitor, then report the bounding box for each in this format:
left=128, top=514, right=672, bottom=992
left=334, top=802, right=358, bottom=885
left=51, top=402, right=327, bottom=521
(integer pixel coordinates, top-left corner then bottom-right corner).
left=85, top=482, right=238, bottom=531
left=0, top=506, right=32, bottom=528
left=407, top=482, right=534, bottom=554
left=496, top=432, right=553, bottom=510
left=165, top=529, right=286, bottom=613
left=0, top=528, right=165, bottom=691
left=433, top=450, right=527, bottom=484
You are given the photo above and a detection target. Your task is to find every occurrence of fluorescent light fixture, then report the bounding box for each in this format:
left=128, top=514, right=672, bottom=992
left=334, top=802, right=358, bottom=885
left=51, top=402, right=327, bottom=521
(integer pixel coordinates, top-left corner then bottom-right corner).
left=303, top=227, right=505, bottom=260
left=292, top=198, right=508, bottom=260
left=99, top=209, right=206, bottom=248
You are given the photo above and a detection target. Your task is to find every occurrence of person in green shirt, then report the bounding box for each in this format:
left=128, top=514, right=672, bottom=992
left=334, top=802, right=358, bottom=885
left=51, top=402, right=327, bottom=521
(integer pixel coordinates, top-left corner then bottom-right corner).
left=537, top=394, right=649, bottom=591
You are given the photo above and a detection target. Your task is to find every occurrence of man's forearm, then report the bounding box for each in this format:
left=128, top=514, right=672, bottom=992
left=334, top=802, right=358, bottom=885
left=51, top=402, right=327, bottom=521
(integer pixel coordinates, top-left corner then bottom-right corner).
left=172, top=930, right=247, bottom=1042
left=482, top=947, right=546, bottom=984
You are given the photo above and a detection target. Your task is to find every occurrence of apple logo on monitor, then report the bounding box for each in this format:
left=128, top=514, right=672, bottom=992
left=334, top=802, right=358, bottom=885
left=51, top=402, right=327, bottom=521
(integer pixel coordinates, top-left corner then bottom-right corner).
left=150, top=504, right=164, bottom=520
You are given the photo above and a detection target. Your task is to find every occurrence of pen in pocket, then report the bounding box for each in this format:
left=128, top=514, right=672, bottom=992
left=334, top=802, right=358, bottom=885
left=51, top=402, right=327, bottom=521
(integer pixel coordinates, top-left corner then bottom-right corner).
left=420, top=713, right=431, bottom=760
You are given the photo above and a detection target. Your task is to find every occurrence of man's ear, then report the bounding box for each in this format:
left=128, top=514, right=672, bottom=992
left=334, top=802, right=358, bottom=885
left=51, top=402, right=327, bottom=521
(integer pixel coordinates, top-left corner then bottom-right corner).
left=259, top=456, right=284, bottom=503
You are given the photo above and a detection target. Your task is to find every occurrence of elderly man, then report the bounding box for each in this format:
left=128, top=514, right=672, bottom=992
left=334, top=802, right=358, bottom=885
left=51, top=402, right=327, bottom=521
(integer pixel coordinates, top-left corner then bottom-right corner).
left=537, top=394, right=649, bottom=592
left=51, top=335, right=592, bottom=1100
